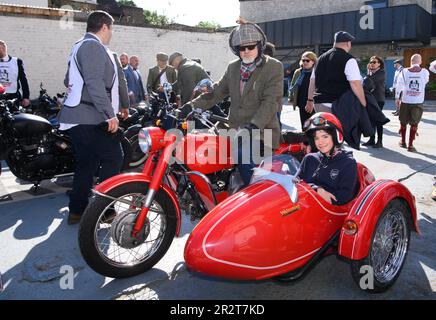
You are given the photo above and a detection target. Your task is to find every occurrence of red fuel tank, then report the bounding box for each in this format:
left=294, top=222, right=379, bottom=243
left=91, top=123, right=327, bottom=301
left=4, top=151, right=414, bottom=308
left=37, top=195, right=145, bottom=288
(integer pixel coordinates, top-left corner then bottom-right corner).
left=175, top=133, right=234, bottom=174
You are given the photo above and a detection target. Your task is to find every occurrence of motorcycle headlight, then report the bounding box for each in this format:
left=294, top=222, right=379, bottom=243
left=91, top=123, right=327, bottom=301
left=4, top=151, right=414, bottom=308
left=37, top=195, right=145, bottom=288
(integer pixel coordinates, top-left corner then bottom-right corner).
left=138, top=128, right=152, bottom=154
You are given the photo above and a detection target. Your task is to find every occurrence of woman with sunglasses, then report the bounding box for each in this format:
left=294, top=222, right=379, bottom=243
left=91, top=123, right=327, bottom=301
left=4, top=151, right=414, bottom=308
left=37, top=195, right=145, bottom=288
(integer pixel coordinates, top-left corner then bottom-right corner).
left=288, top=52, right=317, bottom=129
left=362, top=56, right=386, bottom=148
left=299, top=112, right=358, bottom=205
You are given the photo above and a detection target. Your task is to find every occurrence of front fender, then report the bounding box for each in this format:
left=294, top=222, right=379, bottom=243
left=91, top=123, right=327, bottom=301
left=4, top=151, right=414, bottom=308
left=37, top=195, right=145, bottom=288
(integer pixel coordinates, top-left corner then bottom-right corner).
left=338, top=180, right=419, bottom=261
left=95, top=173, right=182, bottom=237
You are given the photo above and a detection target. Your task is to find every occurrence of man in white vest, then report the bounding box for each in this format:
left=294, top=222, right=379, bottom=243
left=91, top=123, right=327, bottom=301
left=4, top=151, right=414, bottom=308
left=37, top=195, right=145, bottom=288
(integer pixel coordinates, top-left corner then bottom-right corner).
left=58, top=11, right=128, bottom=225
left=0, top=40, right=30, bottom=107
left=395, top=54, right=429, bottom=152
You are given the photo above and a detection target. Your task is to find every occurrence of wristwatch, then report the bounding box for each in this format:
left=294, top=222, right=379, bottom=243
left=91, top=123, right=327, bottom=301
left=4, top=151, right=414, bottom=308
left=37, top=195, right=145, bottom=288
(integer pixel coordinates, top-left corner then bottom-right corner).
left=307, top=99, right=314, bottom=102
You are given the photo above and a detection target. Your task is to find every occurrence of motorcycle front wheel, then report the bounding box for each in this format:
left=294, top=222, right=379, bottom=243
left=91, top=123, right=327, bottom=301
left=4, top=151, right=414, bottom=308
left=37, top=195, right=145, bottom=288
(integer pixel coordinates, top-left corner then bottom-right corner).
left=78, top=182, right=177, bottom=278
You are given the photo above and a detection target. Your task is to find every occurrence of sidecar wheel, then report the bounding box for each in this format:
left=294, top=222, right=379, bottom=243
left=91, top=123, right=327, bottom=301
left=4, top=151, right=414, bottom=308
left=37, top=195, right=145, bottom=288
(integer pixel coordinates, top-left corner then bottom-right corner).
left=78, top=182, right=177, bottom=278
left=350, top=199, right=411, bottom=293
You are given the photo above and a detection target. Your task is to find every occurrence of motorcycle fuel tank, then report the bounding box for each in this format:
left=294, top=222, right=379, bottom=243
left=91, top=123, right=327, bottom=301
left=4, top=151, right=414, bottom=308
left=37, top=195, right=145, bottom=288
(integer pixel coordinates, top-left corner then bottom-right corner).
left=12, top=113, right=52, bottom=138
left=175, top=133, right=234, bottom=175
left=184, top=180, right=348, bottom=280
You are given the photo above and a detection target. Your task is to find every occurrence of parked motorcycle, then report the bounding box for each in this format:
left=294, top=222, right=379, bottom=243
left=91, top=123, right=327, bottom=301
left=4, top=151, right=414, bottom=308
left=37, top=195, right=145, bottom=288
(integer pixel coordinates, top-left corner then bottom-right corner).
left=78, top=82, right=306, bottom=278
left=0, top=91, right=134, bottom=189
left=0, top=97, right=75, bottom=187
left=29, top=83, right=64, bottom=124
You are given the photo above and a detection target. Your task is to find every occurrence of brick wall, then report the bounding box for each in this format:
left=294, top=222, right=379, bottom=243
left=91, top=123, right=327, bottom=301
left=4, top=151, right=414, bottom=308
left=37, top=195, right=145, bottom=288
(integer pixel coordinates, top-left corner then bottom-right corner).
left=240, top=0, right=432, bottom=23
left=0, top=14, right=234, bottom=98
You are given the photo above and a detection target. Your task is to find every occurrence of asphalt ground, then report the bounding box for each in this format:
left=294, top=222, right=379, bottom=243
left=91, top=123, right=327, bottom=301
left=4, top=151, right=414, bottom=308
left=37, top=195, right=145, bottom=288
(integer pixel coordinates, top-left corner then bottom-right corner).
left=0, top=99, right=435, bottom=300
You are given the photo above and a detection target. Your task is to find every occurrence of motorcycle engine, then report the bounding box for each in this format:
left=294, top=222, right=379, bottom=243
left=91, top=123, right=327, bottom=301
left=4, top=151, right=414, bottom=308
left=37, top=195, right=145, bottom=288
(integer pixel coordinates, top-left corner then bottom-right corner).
left=8, top=133, right=74, bottom=181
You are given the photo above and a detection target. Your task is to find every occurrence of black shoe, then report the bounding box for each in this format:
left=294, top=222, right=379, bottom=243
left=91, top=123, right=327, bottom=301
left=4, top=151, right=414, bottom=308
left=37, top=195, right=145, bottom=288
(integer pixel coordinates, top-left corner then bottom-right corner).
left=67, top=213, right=82, bottom=225
left=392, top=110, right=399, bottom=116
left=362, top=140, right=375, bottom=147
left=373, top=141, right=383, bottom=148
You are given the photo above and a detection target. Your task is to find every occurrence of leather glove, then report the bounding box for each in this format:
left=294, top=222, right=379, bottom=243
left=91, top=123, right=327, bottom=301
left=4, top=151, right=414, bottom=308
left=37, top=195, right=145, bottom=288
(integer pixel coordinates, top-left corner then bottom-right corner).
left=177, top=103, right=193, bottom=120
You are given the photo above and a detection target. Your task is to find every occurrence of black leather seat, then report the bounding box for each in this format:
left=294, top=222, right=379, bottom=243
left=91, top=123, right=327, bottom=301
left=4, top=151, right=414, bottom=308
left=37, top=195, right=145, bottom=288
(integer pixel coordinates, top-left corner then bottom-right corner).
left=280, top=130, right=308, bottom=144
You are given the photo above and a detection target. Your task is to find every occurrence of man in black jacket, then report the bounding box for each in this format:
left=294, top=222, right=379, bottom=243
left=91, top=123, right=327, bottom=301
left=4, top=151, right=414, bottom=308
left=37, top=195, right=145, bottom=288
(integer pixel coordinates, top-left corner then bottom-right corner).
left=0, top=40, right=30, bottom=107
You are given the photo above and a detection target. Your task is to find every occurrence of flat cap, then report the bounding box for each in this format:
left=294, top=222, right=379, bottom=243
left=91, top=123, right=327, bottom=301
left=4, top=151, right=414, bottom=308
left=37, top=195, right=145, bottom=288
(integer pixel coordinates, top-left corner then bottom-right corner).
left=334, top=31, right=355, bottom=43
left=169, top=52, right=183, bottom=65
left=393, top=59, right=403, bottom=65
left=156, top=52, right=168, bottom=61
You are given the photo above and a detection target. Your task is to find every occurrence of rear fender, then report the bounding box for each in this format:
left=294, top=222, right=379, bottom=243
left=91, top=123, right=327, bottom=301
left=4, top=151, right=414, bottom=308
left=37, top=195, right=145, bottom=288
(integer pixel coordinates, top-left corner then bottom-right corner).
left=338, top=180, right=418, bottom=261
left=94, top=173, right=182, bottom=236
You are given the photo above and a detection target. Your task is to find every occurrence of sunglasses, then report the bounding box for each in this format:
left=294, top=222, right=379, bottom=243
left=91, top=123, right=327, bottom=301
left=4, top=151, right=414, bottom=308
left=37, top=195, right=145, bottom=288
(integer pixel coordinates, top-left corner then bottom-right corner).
left=239, top=44, right=257, bottom=52
left=369, top=61, right=379, bottom=64
left=301, top=59, right=312, bottom=63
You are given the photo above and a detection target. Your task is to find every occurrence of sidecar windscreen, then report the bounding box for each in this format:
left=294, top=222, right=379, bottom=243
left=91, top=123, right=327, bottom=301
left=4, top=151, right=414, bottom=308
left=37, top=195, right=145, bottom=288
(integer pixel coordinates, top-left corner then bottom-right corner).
left=250, top=154, right=300, bottom=203
left=257, top=154, right=300, bottom=176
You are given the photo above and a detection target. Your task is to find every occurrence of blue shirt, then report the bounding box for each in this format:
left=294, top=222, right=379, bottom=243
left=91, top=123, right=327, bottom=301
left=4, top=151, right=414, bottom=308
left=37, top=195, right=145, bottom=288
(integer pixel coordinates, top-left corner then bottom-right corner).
left=299, top=150, right=358, bottom=205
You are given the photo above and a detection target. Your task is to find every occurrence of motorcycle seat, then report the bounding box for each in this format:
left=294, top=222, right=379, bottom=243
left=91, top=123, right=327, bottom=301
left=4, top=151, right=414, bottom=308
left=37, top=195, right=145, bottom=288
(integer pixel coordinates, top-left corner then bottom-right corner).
left=280, top=130, right=308, bottom=144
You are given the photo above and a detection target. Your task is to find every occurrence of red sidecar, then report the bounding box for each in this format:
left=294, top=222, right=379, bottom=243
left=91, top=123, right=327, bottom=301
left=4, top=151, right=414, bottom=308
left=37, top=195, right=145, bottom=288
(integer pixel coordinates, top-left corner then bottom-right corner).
left=184, top=154, right=419, bottom=293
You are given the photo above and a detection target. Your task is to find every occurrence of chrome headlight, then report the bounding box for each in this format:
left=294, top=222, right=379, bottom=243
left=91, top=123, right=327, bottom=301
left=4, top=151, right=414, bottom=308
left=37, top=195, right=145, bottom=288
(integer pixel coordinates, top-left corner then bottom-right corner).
left=138, top=128, right=152, bottom=154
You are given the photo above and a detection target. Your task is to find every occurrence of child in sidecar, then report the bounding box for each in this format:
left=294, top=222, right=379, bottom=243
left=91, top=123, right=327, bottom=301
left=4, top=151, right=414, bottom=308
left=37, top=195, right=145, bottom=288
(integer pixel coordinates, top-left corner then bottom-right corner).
left=299, top=112, right=358, bottom=205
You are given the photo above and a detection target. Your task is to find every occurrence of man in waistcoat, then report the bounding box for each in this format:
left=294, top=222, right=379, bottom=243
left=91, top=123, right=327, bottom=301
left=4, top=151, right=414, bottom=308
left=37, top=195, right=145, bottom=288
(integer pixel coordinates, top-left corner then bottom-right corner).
left=58, top=11, right=128, bottom=225
left=306, top=31, right=366, bottom=114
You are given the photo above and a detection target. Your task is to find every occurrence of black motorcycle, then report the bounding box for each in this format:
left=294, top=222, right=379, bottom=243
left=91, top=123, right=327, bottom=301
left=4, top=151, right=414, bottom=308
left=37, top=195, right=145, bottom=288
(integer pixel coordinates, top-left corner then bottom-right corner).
left=0, top=97, right=133, bottom=190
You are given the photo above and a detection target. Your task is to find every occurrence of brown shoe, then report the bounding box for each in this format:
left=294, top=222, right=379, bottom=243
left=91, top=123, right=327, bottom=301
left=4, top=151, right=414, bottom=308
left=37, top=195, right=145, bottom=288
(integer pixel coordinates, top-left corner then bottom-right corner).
left=67, top=213, right=82, bottom=225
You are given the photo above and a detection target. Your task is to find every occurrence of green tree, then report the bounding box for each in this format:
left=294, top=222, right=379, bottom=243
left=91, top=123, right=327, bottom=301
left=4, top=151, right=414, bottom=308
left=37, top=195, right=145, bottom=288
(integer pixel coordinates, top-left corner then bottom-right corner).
left=196, top=21, right=222, bottom=29
left=143, top=9, right=171, bottom=26
left=116, top=0, right=137, bottom=7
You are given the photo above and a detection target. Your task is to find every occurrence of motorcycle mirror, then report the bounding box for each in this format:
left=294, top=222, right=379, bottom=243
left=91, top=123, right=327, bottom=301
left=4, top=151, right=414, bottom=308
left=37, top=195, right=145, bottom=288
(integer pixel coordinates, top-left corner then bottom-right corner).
left=162, top=82, right=173, bottom=92
left=194, top=79, right=214, bottom=94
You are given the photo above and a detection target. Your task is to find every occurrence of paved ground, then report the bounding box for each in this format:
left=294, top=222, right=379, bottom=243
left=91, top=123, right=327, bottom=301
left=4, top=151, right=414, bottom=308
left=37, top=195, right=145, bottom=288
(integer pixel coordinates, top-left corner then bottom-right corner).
left=0, top=99, right=435, bottom=300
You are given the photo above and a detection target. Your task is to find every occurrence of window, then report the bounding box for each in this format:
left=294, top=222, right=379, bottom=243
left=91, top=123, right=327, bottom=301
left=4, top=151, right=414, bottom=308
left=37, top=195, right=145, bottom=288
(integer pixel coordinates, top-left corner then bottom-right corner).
left=365, top=0, right=388, bottom=9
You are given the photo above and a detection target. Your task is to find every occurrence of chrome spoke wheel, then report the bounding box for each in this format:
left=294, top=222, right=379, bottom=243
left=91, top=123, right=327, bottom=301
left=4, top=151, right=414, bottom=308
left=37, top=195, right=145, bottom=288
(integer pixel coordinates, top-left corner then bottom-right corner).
left=370, top=209, right=408, bottom=284
left=94, top=193, right=167, bottom=268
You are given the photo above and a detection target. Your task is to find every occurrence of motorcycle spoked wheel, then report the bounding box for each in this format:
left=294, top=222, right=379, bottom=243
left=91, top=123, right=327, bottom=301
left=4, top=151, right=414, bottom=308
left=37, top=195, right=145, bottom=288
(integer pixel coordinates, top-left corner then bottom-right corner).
left=78, top=182, right=177, bottom=278
left=350, top=199, right=411, bottom=293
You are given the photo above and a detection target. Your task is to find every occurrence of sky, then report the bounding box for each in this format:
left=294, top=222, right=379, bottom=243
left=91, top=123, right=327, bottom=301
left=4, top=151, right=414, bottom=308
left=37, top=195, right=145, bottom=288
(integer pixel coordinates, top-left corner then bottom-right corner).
left=136, top=0, right=241, bottom=27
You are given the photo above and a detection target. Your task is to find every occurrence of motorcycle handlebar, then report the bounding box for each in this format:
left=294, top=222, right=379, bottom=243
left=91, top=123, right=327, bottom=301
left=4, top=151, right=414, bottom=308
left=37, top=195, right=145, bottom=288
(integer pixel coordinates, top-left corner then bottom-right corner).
left=209, top=114, right=229, bottom=124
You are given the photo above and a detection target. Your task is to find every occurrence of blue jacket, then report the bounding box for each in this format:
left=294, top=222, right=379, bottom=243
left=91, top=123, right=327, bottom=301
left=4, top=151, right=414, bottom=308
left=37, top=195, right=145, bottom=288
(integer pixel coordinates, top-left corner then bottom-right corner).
left=299, top=150, right=358, bottom=205
left=124, top=65, right=146, bottom=104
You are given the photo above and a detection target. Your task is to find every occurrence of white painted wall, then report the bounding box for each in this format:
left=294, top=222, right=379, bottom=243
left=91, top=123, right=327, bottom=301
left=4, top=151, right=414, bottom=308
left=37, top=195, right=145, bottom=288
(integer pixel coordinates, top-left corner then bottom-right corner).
left=0, top=15, right=234, bottom=98
left=0, top=0, right=49, bottom=7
